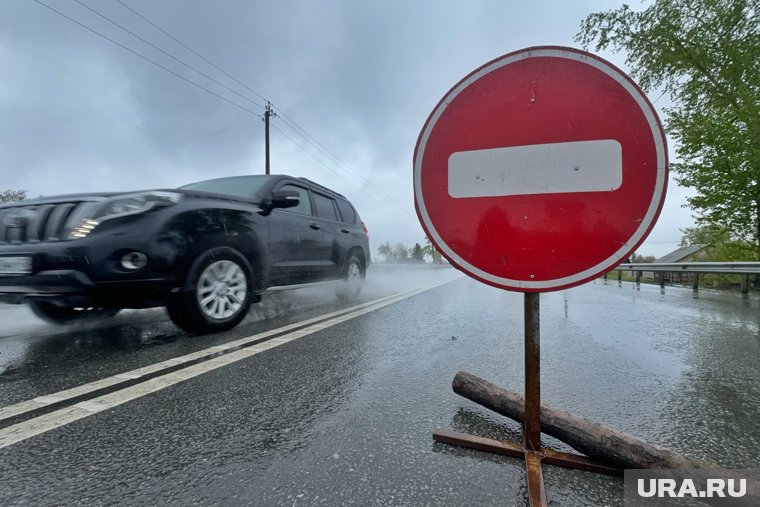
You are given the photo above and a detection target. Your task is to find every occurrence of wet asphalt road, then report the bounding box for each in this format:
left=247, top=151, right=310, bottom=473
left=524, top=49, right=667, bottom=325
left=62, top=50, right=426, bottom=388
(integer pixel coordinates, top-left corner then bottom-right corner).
left=1, top=266, right=759, bottom=506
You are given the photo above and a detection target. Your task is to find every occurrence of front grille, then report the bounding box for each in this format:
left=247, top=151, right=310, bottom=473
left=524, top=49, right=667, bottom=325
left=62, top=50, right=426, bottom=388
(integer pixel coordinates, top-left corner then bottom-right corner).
left=0, top=202, right=85, bottom=244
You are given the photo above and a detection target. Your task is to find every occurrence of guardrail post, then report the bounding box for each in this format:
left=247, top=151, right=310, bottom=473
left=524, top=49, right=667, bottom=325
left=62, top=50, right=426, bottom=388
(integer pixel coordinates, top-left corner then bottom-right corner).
left=617, top=271, right=622, bottom=284
left=741, top=275, right=750, bottom=295
left=659, top=272, right=666, bottom=289
left=635, top=271, right=641, bottom=289
left=692, top=274, right=699, bottom=292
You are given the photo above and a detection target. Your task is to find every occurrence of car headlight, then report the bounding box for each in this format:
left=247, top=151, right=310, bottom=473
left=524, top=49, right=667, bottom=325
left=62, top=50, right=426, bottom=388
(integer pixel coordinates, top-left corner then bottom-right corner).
left=68, top=192, right=182, bottom=239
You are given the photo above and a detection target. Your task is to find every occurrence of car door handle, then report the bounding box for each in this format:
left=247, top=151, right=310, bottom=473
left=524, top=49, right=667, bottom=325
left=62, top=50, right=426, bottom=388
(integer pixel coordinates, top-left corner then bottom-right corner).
left=309, top=223, right=321, bottom=230
left=340, top=228, right=350, bottom=234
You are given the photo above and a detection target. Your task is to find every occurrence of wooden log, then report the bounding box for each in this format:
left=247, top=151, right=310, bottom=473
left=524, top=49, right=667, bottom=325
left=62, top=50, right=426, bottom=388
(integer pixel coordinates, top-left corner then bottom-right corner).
left=452, top=371, right=715, bottom=470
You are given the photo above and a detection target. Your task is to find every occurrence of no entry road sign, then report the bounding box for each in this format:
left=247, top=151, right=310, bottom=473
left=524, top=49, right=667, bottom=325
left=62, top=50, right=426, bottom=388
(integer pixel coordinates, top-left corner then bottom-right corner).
left=414, top=46, right=668, bottom=292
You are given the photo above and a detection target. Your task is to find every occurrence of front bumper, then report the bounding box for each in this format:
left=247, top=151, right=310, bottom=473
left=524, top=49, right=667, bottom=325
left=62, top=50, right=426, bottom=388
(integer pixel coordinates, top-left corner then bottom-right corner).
left=0, top=216, right=182, bottom=308
left=0, top=269, right=176, bottom=307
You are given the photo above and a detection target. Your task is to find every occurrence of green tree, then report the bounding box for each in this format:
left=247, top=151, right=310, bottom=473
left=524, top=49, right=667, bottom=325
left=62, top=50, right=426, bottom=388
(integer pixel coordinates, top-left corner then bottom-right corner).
left=631, top=253, right=656, bottom=263
left=410, top=242, right=425, bottom=262
left=394, top=242, right=408, bottom=262
left=0, top=189, right=26, bottom=205
left=377, top=242, right=393, bottom=261
left=577, top=0, right=760, bottom=257
left=680, top=224, right=756, bottom=260
left=422, top=236, right=443, bottom=264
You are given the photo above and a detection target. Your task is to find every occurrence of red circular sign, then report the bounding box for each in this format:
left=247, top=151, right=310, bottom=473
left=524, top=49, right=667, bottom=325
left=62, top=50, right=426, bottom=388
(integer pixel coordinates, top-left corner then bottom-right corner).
left=414, top=46, right=668, bottom=292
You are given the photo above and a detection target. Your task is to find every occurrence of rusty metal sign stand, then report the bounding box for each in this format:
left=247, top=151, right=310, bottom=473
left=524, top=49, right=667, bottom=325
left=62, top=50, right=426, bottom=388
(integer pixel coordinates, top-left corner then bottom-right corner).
left=433, top=293, right=621, bottom=506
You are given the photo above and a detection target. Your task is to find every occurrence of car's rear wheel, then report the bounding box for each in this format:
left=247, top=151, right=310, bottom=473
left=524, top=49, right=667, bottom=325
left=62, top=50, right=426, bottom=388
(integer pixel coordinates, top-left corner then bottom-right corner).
left=28, top=301, right=119, bottom=324
left=167, top=247, right=253, bottom=333
left=335, top=255, right=365, bottom=301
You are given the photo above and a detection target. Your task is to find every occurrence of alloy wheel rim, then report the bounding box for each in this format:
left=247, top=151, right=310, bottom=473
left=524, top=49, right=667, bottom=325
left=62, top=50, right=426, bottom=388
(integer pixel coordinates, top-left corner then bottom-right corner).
left=197, top=260, right=247, bottom=320
left=346, top=262, right=362, bottom=292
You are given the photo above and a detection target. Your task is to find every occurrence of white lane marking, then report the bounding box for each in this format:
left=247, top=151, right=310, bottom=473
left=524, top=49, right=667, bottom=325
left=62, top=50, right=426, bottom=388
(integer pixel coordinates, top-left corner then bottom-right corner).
left=0, top=287, right=427, bottom=423
left=113, top=373, right=142, bottom=380
left=447, top=139, right=622, bottom=198
left=0, top=275, right=461, bottom=449
left=0, top=377, right=126, bottom=421
left=33, top=395, right=65, bottom=404
left=75, top=401, right=109, bottom=414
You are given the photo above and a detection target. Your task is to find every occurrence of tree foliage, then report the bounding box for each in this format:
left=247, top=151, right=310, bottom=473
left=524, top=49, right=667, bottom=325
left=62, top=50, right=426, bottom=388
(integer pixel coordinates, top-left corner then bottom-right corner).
left=410, top=243, right=425, bottom=262
left=631, top=253, right=656, bottom=263
left=679, top=223, right=756, bottom=260
left=377, top=242, right=393, bottom=260
left=422, top=236, right=443, bottom=264
left=394, top=242, right=408, bottom=261
left=577, top=0, right=760, bottom=256
left=377, top=238, right=447, bottom=263
left=0, top=189, right=27, bottom=205
left=376, top=241, right=413, bottom=262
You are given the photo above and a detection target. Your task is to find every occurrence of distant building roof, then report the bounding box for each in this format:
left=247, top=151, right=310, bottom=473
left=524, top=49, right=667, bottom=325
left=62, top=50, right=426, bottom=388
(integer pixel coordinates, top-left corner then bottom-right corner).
left=654, top=244, right=707, bottom=263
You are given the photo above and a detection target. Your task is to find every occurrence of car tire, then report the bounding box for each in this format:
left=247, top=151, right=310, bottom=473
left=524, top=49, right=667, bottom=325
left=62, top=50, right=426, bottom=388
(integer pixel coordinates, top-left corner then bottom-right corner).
left=335, top=255, right=365, bottom=301
left=167, top=247, right=253, bottom=333
left=28, top=301, right=119, bottom=324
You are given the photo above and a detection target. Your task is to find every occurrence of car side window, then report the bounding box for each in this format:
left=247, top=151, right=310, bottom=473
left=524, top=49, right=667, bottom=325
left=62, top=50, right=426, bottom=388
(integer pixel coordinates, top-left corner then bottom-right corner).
left=312, top=192, right=338, bottom=221
left=336, top=199, right=356, bottom=224
left=278, top=184, right=312, bottom=216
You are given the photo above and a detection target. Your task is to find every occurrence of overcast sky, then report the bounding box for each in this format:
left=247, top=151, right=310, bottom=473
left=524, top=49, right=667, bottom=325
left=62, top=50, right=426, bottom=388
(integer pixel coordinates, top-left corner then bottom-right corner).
left=0, top=0, right=694, bottom=258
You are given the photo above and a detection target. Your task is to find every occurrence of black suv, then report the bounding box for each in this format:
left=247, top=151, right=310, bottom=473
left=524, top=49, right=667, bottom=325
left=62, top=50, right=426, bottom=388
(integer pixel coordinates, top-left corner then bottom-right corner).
left=0, top=175, right=370, bottom=333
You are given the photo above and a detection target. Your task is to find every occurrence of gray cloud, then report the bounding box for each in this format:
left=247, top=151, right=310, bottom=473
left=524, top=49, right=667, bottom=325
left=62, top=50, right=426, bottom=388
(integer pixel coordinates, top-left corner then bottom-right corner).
left=0, top=0, right=689, bottom=257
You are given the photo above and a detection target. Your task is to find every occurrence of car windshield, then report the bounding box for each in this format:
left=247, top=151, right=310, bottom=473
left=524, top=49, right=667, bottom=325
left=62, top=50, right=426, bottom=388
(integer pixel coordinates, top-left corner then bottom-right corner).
left=180, top=175, right=272, bottom=199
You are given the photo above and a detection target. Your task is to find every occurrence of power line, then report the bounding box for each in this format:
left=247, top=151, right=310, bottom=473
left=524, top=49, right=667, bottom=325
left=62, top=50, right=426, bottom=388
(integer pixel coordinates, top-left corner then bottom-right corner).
left=114, top=0, right=268, bottom=104
left=270, top=124, right=412, bottom=216
left=119, top=1, right=413, bottom=215
left=274, top=111, right=409, bottom=209
left=36, top=0, right=415, bottom=217
left=71, top=0, right=265, bottom=110
left=652, top=89, right=668, bottom=104
left=32, top=0, right=263, bottom=119
left=269, top=124, right=354, bottom=183
left=114, top=0, right=409, bottom=211
left=274, top=106, right=350, bottom=170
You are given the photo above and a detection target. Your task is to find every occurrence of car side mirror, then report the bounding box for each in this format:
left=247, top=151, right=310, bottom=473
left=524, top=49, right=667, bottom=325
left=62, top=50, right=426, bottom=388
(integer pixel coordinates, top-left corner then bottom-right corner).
left=269, top=190, right=300, bottom=210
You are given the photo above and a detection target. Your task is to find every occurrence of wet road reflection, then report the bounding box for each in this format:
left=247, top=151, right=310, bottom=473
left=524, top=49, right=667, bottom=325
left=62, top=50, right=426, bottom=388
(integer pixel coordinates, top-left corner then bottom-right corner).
left=1, top=272, right=759, bottom=505
left=0, top=265, right=455, bottom=407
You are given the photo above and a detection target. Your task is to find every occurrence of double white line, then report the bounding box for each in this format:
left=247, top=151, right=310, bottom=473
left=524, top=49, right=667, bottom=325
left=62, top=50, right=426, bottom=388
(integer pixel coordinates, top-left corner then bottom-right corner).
left=0, top=275, right=460, bottom=449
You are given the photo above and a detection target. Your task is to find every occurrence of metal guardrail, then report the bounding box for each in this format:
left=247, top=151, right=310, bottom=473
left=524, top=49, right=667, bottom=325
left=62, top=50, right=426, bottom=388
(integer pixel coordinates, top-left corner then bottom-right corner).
left=614, top=262, right=760, bottom=275
left=607, top=262, right=760, bottom=292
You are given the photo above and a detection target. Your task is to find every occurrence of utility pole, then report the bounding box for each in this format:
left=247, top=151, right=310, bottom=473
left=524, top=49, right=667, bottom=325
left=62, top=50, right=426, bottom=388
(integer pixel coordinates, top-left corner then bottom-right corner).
left=263, top=101, right=276, bottom=175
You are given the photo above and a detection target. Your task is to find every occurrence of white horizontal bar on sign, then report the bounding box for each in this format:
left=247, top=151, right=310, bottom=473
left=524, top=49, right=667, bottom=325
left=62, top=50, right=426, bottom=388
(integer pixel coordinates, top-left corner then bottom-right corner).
left=447, top=139, right=622, bottom=198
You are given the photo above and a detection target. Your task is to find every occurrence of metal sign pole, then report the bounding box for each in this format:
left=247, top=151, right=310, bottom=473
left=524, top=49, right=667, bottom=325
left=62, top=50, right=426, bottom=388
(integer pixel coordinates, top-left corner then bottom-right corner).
left=523, top=292, right=547, bottom=506
left=432, top=290, right=623, bottom=504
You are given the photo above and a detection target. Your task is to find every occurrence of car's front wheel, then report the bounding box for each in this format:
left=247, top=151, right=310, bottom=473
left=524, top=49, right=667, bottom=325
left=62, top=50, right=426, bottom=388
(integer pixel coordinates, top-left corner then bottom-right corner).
left=28, top=301, right=119, bottom=324
left=167, top=247, right=253, bottom=333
